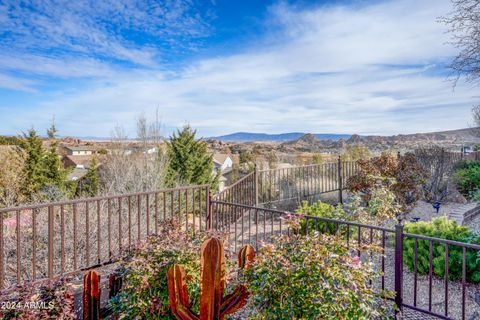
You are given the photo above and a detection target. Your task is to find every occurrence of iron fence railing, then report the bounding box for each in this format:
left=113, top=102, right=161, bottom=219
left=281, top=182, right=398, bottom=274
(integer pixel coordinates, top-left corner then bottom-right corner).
left=214, top=150, right=478, bottom=210
left=257, top=159, right=358, bottom=205
left=0, top=185, right=210, bottom=291
left=214, top=171, right=256, bottom=206
left=211, top=201, right=480, bottom=320
left=215, top=158, right=359, bottom=209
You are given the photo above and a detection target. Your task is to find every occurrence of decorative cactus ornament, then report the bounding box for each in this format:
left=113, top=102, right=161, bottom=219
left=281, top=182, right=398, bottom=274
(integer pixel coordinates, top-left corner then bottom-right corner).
left=167, top=237, right=255, bottom=320
left=83, top=270, right=101, bottom=320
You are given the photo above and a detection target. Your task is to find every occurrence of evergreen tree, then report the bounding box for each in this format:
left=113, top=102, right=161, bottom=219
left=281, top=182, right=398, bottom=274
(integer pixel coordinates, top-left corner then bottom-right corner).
left=20, top=126, right=71, bottom=201
left=46, top=116, right=58, bottom=139
left=166, top=125, right=218, bottom=188
left=79, top=157, right=99, bottom=197
left=19, top=128, right=46, bottom=199
left=43, top=140, right=69, bottom=191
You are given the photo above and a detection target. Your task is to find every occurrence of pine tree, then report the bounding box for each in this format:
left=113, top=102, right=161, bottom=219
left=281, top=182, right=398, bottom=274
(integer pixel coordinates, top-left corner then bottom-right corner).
left=166, top=125, right=218, bottom=188
left=46, top=116, right=58, bottom=139
left=43, top=140, right=69, bottom=191
left=79, top=157, right=99, bottom=197
left=19, top=128, right=46, bottom=199
left=20, top=126, right=71, bottom=201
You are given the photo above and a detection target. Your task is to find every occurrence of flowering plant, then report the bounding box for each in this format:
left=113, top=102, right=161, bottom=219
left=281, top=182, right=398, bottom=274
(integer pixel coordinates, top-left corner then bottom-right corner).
left=109, top=220, right=235, bottom=319
left=243, top=229, right=394, bottom=319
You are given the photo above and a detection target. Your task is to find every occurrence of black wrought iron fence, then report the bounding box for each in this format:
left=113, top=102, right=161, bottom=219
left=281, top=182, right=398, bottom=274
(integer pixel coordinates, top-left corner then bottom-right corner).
left=211, top=200, right=480, bottom=320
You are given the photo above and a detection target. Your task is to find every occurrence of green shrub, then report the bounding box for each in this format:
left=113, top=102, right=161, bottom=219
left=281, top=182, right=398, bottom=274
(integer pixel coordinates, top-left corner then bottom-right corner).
left=110, top=222, right=207, bottom=319
left=297, top=184, right=400, bottom=235
left=296, top=200, right=347, bottom=234
left=453, top=160, right=480, bottom=199
left=403, top=217, right=480, bottom=283
left=244, top=231, right=394, bottom=319
left=471, top=189, right=480, bottom=202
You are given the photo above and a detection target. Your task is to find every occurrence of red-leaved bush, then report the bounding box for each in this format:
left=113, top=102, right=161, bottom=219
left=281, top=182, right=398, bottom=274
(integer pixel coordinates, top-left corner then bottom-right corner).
left=0, top=278, right=76, bottom=319
left=347, top=153, right=426, bottom=210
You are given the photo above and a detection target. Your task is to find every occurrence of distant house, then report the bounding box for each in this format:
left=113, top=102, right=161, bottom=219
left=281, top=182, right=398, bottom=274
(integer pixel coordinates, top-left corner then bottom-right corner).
left=62, top=154, right=100, bottom=181
left=107, top=146, right=158, bottom=155
left=67, top=168, right=88, bottom=181
left=62, top=155, right=94, bottom=169
left=62, top=145, right=97, bottom=156
left=213, top=153, right=240, bottom=191
left=213, top=153, right=234, bottom=172
left=132, top=146, right=158, bottom=154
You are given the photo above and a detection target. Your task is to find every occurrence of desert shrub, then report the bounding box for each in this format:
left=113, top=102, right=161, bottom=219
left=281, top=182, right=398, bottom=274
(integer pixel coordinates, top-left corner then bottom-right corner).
left=296, top=200, right=347, bottom=234
left=244, top=230, right=394, bottom=319
left=403, top=217, right=480, bottom=283
left=298, top=184, right=400, bottom=234
left=110, top=223, right=207, bottom=319
left=453, top=160, right=480, bottom=199
left=348, top=183, right=401, bottom=226
left=0, top=278, right=75, bottom=319
left=347, top=153, right=426, bottom=209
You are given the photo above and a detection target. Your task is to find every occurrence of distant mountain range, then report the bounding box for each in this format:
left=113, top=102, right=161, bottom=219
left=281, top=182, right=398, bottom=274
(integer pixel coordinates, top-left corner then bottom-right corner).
left=210, top=132, right=352, bottom=142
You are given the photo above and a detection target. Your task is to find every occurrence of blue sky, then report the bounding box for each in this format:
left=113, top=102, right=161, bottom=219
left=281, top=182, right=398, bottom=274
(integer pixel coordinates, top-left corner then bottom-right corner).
left=0, top=0, right=478, bottom=138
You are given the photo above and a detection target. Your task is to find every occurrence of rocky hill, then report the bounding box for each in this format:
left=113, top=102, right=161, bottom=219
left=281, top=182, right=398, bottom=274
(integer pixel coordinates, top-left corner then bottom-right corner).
left=279, top=128, right=480, bottom=153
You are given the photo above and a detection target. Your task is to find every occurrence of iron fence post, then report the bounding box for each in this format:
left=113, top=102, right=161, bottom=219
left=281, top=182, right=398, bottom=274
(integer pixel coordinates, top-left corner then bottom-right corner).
left=207, top=189, right=213, bottom=230
left=254, top=163, right=259, bottom=206
left=337, top=156, right=343, bottom=204
left=394, top=221, right=404, bottom=317
left=48, top=205, right=54, bottom=279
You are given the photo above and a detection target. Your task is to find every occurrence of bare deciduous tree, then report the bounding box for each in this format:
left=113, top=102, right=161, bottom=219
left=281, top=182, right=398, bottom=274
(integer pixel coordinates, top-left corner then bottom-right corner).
left=99, top=114, right=168, bottom=196
left=440, top=0, right=480, bottom=86
left=414, top=147, right=457, bottom=204
left=440, top=1, right=480, bottom=134
left=473, top=104, right=480, bottom=128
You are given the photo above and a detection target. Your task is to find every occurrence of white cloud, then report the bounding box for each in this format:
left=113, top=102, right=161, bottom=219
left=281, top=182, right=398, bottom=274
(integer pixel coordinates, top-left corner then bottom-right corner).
left=0, top=0, right=477, bottom=137
left=0, top=0, right=212, bottom=68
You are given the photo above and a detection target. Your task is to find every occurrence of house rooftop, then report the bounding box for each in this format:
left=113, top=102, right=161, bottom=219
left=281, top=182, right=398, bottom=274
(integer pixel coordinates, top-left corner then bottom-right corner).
left=62, top=155, right=97, bottom=169
left=64, top=145, right=97, bottom=151
left=213, top=153, right=230, bottom=165
left=67, top=168, right=88, bottom=181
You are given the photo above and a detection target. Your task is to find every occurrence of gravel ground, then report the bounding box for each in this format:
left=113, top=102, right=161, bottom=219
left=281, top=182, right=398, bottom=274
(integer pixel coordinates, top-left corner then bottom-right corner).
left=405, top=200, right=460, bottom=222
left=381, top=247, right=480, bottom=320
left=222, top=210, right=480, bottom=320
